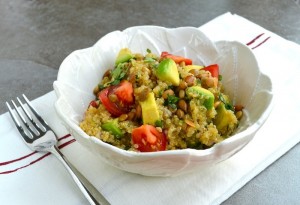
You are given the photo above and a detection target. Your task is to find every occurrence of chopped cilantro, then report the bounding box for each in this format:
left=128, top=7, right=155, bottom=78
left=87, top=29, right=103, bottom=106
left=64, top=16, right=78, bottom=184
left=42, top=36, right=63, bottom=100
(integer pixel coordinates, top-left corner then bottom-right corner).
left=110, top=63, right=128, bottom=85
left=111, top=79, right=121, bottom=85
left=219, top=94, right=234, bottom=111
left=98, top=63, right=128, bottom=89
left=158, top=90, right=163, bottom=97
left=167, top=95, right=179, bottom=104
left=146, top=48, right=152, bottom=53
left=164, top=95, right=179, bottom=108
left=155, top=120, right=163, bottom=127
left=98, top=84, right=106, bottom=91
left=218, top=75, right=223, bottom=81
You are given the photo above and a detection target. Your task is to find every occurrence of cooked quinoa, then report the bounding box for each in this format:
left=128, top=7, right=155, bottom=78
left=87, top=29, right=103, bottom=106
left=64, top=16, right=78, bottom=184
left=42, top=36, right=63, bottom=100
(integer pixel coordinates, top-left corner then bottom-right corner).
left=80, top=48, right=243, bottom=152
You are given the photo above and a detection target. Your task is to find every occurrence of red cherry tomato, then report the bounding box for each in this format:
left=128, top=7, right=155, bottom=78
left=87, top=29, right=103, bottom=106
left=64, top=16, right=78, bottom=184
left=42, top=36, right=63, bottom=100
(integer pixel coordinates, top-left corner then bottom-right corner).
left=132, top=125, right=167, bottom=152
left=161, top=51, right=192, bottom=65
left=99, top=88, right=124, bottom=116
left=98, top=80, right=134, bottom=117
left=113, top=80, right=134, bottom=105
left=203, top=64, right=219, bottom=78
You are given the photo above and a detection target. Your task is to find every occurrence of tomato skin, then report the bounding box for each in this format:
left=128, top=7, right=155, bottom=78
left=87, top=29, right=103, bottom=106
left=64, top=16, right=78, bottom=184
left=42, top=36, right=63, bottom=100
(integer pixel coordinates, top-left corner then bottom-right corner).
left=99, top=88, right=124, bottom=116
left=132, top=125, right=167, bottom=152
left=161, top=52, right=192, bottom=65
left=112, top=80, right=134, bottom=105
left=98, top=80, right=135, bottom=117
left=203, top=64, right=219, bottom=78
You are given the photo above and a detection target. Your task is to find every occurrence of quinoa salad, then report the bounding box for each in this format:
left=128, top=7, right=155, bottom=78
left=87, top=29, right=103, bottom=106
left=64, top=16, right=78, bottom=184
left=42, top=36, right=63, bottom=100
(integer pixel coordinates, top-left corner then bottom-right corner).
left=79, top=48, right=243, bottom=152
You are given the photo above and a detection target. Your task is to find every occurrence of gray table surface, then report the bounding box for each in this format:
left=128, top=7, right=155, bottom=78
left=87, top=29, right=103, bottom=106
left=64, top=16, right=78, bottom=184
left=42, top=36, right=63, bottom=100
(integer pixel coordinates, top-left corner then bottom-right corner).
left=1, top=0, right=299, bottom=204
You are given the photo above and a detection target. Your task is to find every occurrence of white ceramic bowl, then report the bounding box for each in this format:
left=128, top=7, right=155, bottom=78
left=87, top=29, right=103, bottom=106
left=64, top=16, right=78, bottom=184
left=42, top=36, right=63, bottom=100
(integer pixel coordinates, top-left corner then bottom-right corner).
left=53, top=26, right=273, bottom=177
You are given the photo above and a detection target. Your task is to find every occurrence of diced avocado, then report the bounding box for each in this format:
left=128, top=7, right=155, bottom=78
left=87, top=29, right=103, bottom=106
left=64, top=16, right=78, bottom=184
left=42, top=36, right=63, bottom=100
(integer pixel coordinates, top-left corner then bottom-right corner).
left=219, top=93, right=234, bottom=111
left=139, top=92, right=160, bottom=125
left=101, top=120, right=123, bottom=138
left=214, top=101, right=238, bottom=136
left=183, top=65, right=204, bottom=72
left=155, top=58, right=180, bottom=86
left=186, top=86, right=214, bottom=110
left=115, top=48, right=134, bottom=65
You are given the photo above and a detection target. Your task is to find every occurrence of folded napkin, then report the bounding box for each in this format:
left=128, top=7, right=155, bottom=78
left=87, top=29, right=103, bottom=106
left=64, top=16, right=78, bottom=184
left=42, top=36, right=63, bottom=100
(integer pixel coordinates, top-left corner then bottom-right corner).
left=1, top=12, right=300, bottom=205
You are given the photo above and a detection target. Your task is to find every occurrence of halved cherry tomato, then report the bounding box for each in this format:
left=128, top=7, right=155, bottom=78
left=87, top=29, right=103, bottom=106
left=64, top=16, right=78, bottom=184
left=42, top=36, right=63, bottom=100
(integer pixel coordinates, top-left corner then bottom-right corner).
left=113, top=80, right=134, bottom=104
left=99, top=88, right=124, bottom=116
left=98, top=80, right=134, bottom=117
left=203, top=64, right=219, bottom=78
left=132, top=125, right=167, bottom=152
left=161, top=52, right=192, bottom=65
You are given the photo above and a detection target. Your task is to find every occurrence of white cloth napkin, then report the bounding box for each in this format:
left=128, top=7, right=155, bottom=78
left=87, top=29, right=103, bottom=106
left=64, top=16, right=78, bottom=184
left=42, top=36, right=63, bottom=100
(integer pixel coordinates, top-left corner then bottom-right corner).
left=1, top=12, right=300, bottom=205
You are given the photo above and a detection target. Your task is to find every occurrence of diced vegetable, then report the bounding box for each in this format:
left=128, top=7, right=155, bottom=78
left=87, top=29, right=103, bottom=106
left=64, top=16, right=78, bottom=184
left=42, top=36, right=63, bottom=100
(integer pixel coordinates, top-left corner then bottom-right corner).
left=203, top=64, right=219, bottom=78
left=98, top=80, right=134, bottom=116
left=186, top=86, right=215, bottom=110
left=161, top=51, right=192, bottom=65
left=183, top=65, right=204, bottom=72
left=214, top=96, right=238, bottom=136
left=155, top=58, right=180, bottom=86
left=113, top=80, right=134, bottom=104
left=101, top=120, right=123, bottom=138
left=139, top=92, right=160, bottom=125
left=99, top=88, right=123, bottom=116
left=132, top=125, right=167, bottom=152
left=115, top=48, right=134, bottom=65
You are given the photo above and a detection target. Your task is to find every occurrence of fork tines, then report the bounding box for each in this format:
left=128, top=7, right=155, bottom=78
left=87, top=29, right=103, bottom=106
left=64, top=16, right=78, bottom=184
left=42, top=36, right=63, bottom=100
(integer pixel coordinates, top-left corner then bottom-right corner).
left=6, top=94, right=48, bottom=143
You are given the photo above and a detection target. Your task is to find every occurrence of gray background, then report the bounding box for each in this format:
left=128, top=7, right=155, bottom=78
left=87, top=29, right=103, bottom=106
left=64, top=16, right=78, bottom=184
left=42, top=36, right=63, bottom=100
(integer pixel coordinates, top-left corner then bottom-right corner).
left=1, top=0, right=299, bottom=204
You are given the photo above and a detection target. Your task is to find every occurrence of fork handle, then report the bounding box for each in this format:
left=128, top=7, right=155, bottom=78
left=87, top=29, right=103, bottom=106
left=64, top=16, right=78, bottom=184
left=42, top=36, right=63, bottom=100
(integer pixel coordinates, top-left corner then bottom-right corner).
left=50, top=146, right=108, bottom=205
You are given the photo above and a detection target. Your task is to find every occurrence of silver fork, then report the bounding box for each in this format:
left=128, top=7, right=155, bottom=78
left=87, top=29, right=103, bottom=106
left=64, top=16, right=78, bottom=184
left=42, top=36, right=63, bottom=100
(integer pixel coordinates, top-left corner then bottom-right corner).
left=6, top=94, right=109, bottom=205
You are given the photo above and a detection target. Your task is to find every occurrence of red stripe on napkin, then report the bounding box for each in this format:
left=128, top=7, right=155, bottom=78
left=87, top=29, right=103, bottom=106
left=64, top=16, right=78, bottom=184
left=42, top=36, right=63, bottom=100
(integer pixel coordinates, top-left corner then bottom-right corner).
left=0, top=134, right=75, bottom=174
left=251, top=36, right=271, bottom=49
left=246, top=33, right=265, bottom=45
left=0, top=151, right=37, bottom=166
left=0, top=153, right=51, bottom=174
left=246, top=33, right=271, bottom=49
left=58, top=134, right=72, bottom=141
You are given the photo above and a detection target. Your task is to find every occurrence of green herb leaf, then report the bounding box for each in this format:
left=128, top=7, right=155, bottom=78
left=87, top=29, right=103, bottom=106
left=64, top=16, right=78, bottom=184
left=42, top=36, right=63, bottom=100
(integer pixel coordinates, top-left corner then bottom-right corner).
left=98, top=84, right=106, bottom=91
left=218, top=75, right=223, bottom=81
left=167, top=95, right=179, bottom=104
left=155, top=120, right=163, bottom=127
left=110, top=63, right=128, bottom=85
left=111, top=79, right=120, bottom=85
left=111, top=63, right=123, bottom=79
left=164, top=95, right=179, bottom=108
left=225, top=103, right=234, bottom=111
left=219, top=94, right=234, bottom=111
left=146, top=48, right=152, bottom=53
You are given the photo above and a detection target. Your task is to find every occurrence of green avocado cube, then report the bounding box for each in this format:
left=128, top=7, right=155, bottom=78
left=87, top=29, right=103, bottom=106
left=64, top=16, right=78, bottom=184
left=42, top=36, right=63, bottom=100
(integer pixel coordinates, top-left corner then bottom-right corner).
left=115, top=48, right=134, bottom=65
left=155, top=58, right=180, bottom=86
left=186, top=86, right=214, bottom=110
left=101, top=120, right=123, bottom=138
